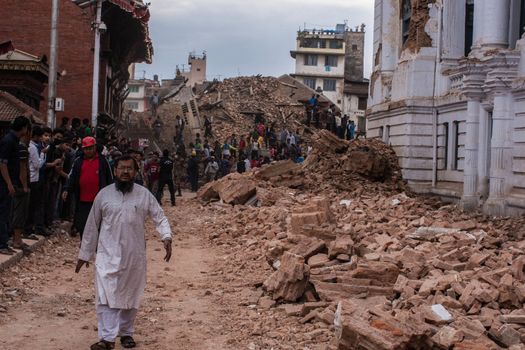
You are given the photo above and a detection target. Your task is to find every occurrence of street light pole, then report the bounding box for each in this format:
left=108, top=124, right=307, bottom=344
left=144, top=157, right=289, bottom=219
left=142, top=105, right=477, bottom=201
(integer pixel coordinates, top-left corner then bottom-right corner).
left=47, top=0, right=60, bottom=129
left=91, top=0, right=103, bottom=128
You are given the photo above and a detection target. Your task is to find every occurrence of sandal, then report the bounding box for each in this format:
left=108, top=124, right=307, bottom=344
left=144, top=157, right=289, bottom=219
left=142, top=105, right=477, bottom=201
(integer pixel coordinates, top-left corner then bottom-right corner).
left=120, top=336, right=136, bottom=348
left=90, top=340, right=115, bottom=350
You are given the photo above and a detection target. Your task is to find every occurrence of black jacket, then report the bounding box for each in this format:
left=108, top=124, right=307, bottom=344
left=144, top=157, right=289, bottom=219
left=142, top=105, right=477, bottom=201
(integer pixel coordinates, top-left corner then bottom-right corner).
left=65, top=153, right=113, bottom=203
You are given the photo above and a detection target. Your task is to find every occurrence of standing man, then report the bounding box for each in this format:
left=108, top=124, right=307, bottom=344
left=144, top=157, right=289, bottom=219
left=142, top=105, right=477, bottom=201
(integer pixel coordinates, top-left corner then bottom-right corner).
left=63, top=137, right=113, bottom=239
left=26, top=125, right=48, bottom=237
left=187, top=151, right=199, bottom=192
left=155, top=149, right=176, bottom=206
left=0, top=116, right=31, bottom=255
left=144, top=151, right=160, bottom=194
left=76, top=155, right=172, bottom=350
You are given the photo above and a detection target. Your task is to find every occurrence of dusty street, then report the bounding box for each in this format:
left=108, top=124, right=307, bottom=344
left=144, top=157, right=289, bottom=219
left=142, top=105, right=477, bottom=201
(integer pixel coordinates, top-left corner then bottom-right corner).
left=0, top=192, right=332, bottom=350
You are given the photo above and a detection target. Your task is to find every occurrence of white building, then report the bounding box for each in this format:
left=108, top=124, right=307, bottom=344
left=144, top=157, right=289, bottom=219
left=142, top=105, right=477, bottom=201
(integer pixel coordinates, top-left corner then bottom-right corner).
left=124, top=78, right=160, bottom=112
left=368, top=0, right=525, bottom=216
left=290, top=25, right=347, bottom=108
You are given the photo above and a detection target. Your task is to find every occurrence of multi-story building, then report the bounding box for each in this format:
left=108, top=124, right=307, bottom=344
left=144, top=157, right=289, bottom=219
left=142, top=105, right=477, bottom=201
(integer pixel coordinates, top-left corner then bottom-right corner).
left=124, top=77, right=160, bottom=113
left=291, top=25, right=346, bottom=108
left=0, top=0, right=153, bottom=126
left=368, top=0, right=525, bottom=216
left=290, top=24, right=368, bottom=125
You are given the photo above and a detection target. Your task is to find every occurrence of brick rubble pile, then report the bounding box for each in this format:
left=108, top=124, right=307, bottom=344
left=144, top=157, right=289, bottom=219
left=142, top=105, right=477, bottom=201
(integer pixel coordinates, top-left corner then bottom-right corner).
left=197, top=130, right=525, bottom=350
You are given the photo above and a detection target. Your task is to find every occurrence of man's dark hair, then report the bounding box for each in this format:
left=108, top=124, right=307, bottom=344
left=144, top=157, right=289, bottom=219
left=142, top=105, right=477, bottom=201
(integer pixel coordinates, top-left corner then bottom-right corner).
left=32, top=125, right=44, bottom=137
left=114, top=154, right=138, bottom=170
left=53, top=128, right=65, bottom=136
left=162, top=149, right=169, bottom=157
left=43, top=126, right=52, bottom=134
left=82, top=118, right=90, bottom=125
left=11, top=116, right=31, bottom=132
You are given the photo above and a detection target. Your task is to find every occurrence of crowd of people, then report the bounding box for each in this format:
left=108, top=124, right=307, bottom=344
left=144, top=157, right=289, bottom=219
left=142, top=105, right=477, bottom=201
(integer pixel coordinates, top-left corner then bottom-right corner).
left=0, top=116, right=142, bottom=255
left=0, top=100, right=361, bottom=255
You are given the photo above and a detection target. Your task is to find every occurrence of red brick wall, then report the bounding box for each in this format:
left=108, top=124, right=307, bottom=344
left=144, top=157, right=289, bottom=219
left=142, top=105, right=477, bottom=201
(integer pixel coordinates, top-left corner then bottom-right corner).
left=0, top=0, right=95, bottom=126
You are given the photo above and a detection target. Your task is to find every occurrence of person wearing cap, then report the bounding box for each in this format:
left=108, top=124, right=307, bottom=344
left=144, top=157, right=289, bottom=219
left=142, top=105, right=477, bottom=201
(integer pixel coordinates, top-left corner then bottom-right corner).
left=63, top=136, right=113, bottom=238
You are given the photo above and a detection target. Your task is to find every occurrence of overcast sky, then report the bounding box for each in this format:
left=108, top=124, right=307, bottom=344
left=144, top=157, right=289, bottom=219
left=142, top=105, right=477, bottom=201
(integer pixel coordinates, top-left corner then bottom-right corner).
left=136, top=0, right=375, bottom=81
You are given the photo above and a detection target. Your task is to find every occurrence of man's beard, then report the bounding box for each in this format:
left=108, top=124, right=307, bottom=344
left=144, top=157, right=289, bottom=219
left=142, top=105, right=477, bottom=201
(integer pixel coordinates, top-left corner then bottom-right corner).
left=115, top=179, right=134, bottom=194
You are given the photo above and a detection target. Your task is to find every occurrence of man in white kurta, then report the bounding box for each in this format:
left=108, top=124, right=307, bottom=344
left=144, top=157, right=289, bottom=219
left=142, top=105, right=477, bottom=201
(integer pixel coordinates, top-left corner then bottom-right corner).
left=76, top=156, right=172, bottom=350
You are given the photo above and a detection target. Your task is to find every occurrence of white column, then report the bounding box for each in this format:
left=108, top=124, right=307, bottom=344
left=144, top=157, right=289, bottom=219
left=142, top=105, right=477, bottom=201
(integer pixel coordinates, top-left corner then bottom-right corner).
left=442, top=0, right=466, bottom=60
left=484, top=93, right=512, bottom=215
left=477, top=108, right=489, bottom=198
left=381, top=0, right=397, bottom=72
left=481, top=0, right=510, bottom=48
left=461, top=100, right=481, bottom=210
left=472, top=0, right=485, bottom=50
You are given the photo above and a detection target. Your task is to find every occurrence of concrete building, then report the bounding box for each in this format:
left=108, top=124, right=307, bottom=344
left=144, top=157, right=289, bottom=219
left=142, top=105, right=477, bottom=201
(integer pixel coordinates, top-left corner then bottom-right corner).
left=124, top=77, right=160, bottom=113
left=178, top=52, right=207, bottom=87
left=290, top=24, right=368, bottom=125
left=368, top=0, right=525, bottom=216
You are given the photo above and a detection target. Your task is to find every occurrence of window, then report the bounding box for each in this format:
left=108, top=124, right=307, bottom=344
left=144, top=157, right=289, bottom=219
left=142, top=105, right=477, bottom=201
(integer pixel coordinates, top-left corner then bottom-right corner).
left=378, top=126, right=384, bottom=139
left=128, top=85, right=139, bottom=93
left=325, top=55, right=338, bottom=67
left=323, top=79, right=336, bottom=91
left=304, top=77, right=316, bottom=90
left=384, top=125, right=391, bottom=144
left=125, top=102, right=139, bottom=110
left=352, top=44, right=358, bottom=51
left=464, top=1, right=474, bottom=56
left=443, top=122, right=449, bottom=169
left=358, top=97, right=367, bottom=110
left=521, top=0, right=525, bottom=38
left=402, top=0, right=411, bottom=44
left=452, top=121, right=460, bottom=170
left=329, top=40, right=343, bottom=49
left=304, top=54, right=318, bottom=66
left=300, top=39, right=325, bottom=48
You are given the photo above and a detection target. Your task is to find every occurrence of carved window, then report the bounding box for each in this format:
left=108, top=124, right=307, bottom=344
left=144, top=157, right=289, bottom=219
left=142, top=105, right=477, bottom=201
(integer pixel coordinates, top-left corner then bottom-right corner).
left=401, top=0, right=411, bottom=44
left=464, top=1, right=474, bottom=56
left=443, top=122, right=449, bottom=170
left=452, top=121, right=460, bottom=170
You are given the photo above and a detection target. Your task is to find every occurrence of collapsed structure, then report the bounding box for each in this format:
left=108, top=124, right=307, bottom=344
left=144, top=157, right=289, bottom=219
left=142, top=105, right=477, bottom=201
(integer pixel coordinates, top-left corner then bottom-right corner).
left=197, top=130, right=525, bottom=349
left=368, top=0, right=525, bottom=216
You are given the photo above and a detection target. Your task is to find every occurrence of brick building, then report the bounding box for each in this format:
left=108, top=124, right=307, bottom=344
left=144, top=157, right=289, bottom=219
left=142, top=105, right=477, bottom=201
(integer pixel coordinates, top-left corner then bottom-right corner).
left=0, top=0, right=153, bottom=126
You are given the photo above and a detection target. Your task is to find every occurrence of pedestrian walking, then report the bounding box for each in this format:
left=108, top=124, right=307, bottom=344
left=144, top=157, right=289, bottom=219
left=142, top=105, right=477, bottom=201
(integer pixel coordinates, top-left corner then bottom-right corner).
left=76, top=154, right=172, bottom=350
left=155, top=149, right=176, bottom=206
left=187, top=151, right=199, bottom=192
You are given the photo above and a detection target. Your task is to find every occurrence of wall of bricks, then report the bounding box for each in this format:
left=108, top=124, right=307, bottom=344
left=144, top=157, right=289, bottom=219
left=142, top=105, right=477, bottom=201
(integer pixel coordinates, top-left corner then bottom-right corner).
left=0, top=0, right=95, bottom=126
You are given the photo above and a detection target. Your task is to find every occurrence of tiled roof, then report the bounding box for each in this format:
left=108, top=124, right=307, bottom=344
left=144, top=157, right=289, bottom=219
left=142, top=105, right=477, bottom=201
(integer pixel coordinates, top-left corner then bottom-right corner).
left=0, top=91, right=45, bottom=124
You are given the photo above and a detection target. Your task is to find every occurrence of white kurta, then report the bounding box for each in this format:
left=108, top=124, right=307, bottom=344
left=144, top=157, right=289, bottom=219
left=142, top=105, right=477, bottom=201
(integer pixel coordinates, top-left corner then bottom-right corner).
left=78, top=184, right=172, bottom=309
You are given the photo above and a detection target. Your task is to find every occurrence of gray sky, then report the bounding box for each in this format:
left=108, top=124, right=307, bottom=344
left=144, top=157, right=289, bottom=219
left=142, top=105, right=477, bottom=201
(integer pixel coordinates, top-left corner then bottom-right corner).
left=136, top=0, right=375, bottom=81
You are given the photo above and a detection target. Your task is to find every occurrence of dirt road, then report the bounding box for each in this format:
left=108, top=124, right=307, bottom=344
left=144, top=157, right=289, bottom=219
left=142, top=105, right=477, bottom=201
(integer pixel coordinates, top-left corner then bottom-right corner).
left=0, top=193, right=334, bottom=350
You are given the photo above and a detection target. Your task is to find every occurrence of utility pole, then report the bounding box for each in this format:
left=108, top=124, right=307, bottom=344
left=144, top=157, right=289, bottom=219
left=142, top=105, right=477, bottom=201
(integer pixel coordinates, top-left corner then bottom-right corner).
left=91, top=0, right=103, bottom=128
left=47, top=0, right=60, bottom=129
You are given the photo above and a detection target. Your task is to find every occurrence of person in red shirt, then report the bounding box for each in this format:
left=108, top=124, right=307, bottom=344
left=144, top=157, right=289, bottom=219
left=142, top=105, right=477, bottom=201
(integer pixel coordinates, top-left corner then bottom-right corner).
left=62, top=137, right=113, bottom=238
left=144, top=151, right=160, bottom=194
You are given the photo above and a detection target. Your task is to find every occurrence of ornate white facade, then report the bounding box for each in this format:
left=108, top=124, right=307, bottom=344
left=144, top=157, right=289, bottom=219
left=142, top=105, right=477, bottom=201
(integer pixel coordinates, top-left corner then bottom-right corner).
left=368, top=0, right=525, bottom=215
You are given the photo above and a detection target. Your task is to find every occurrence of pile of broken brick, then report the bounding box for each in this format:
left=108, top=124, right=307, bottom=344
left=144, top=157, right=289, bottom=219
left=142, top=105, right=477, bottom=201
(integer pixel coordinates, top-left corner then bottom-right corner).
left=197, top=76, right=311, bottom=142
left=198, top=130, right=525, bottom=349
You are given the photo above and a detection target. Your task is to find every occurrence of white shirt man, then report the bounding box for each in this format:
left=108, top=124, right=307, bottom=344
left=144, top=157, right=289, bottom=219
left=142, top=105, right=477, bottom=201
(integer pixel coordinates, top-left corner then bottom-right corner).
left=76, top=156, right=172, bottom=350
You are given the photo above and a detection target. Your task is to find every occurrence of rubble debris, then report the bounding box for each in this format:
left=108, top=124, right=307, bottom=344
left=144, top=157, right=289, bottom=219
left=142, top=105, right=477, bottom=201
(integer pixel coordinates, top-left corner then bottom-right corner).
left=263, top=252, right=310, bottom=302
